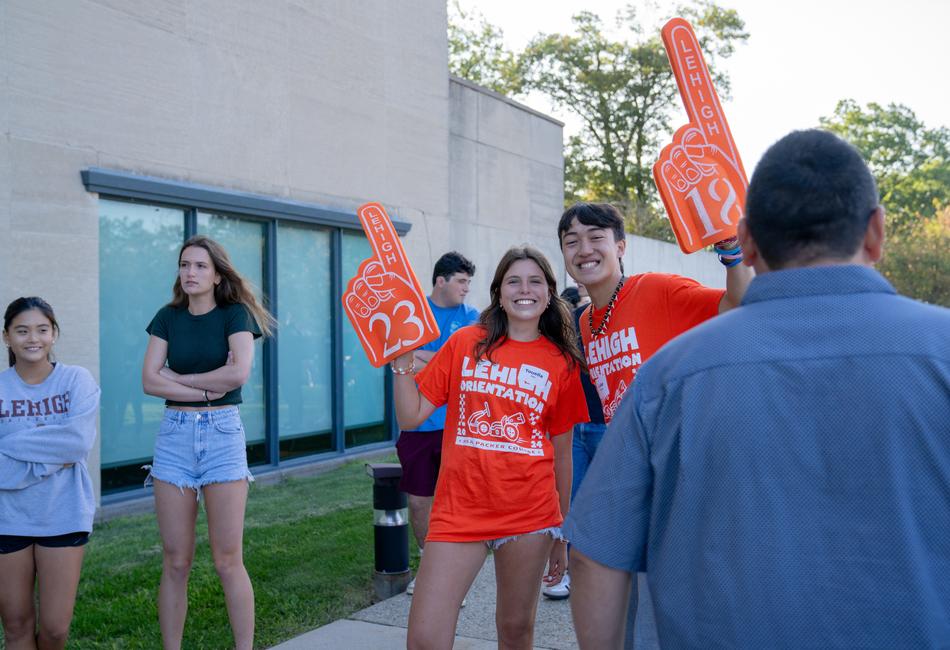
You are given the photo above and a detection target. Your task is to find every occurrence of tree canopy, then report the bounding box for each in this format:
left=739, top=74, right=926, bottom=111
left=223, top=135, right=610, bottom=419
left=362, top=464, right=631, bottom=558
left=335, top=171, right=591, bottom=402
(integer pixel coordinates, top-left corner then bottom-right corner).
left=820, top=100, right=950, bottom=306
left=447, top=1, right=748, bottom=241
left=447, top=0, right=521, bottom=95
left=820, top=99, right=950, bottom=237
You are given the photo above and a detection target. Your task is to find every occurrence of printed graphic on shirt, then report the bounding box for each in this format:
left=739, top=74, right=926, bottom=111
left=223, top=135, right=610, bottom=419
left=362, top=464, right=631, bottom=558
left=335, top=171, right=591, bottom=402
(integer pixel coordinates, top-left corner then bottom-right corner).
left=454, top=356, right=551, bottom=457
left=587, top=326, right=642, bottom=421
left=0, top=391, right=71, bottom=421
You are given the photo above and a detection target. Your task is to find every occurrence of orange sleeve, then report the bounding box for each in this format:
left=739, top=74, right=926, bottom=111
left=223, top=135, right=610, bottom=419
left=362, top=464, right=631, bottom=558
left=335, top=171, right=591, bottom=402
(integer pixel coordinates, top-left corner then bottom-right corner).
left=661, top=274, right=724, bottom=337
left=415, top=328, right=462, bottom=409
left=545, top=364, right=590, bottom=436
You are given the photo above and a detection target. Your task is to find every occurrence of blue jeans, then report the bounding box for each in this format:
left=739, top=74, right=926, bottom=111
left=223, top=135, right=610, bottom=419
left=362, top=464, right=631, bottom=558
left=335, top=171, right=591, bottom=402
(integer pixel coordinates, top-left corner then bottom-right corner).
left=570, top=422, right=607, bottom=502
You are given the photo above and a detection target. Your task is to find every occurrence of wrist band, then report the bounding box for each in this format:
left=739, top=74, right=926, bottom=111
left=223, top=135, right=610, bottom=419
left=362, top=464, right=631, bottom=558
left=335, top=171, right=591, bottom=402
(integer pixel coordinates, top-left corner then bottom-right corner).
left=203, top=389, right=210, bottom=403
left=714, top=239, right=743, bottom=267
left=390, top=360, right=416, bottom=375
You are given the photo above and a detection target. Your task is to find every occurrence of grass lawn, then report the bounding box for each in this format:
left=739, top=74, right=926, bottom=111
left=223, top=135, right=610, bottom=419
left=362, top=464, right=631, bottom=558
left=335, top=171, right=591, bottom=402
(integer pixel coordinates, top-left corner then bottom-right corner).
left=2, top=453, right=419, bottom=649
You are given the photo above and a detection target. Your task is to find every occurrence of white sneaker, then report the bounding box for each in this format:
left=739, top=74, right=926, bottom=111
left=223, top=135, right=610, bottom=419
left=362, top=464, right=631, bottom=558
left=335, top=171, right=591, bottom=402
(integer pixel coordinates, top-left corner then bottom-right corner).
left=542, top=571, right=571, bottom=600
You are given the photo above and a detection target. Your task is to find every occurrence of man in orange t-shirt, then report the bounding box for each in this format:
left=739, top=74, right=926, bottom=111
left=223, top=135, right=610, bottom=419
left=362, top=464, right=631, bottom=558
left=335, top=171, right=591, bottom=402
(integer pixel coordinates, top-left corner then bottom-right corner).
left=556, top=201, right=752, bottom=644
left=560, top=202, right=752, bottom=423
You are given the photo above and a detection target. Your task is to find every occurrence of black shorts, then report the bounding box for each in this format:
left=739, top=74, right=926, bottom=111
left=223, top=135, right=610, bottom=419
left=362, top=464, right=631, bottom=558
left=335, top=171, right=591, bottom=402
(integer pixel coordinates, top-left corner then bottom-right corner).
left=0, top=531, right=90, bottom=554
left=395, top=429, right=443, bottom=497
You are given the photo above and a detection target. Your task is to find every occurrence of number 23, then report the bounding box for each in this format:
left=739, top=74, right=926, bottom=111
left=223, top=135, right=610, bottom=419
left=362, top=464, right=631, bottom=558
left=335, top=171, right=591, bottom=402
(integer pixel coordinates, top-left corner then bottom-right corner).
left=368, top=300, right=424, bottom=357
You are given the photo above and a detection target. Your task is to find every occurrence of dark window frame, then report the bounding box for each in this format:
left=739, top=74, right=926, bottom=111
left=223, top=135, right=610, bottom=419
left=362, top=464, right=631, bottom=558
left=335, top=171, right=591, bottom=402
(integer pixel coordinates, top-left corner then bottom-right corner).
left=85, top=168, right=407, bottom=501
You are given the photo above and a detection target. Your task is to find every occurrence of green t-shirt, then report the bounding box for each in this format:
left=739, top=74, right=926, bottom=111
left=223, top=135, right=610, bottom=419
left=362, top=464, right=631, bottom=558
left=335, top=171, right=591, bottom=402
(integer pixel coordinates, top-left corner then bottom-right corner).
left=146, top=303, right=262, bottom=407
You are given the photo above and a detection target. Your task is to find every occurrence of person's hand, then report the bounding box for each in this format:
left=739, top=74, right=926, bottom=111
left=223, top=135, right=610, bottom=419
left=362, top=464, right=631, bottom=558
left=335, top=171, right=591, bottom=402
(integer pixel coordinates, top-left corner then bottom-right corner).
left=207, top=390, right=226, bottom=401
left=543, top=539, right=569, bottom=585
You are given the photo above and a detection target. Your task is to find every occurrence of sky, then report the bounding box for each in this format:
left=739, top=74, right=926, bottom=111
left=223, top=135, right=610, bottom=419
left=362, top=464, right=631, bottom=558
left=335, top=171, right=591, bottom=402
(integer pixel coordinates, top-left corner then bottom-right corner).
left=467, top=0, right=950, bottom=169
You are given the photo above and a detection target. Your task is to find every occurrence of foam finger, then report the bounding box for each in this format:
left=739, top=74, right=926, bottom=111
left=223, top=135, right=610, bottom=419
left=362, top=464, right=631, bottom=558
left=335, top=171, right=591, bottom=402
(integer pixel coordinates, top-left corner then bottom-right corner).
left=661, top=18, right=744, bottom=179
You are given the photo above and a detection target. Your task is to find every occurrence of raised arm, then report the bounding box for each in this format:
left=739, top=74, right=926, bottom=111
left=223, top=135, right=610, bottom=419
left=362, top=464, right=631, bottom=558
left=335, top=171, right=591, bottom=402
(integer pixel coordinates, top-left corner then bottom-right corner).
left=142, top=335, right=220, bottom=403
left=158, top=331, right=255, bottom=393
left=392, top=351, right=437, bottom=430
left=719, top=245, right=754, bottom=313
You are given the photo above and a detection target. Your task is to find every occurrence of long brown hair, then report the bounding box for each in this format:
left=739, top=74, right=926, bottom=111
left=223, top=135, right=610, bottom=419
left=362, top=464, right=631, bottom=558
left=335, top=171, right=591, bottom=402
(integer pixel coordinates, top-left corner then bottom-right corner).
left=474, top=246, right=585, bottom=370
left=169, top=235, right=276, bottom=337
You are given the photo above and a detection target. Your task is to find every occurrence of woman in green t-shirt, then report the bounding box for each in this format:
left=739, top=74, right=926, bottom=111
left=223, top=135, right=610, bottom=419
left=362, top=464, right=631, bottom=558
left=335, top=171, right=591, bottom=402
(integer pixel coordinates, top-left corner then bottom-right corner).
left=142, top=235, right=274, bottom=650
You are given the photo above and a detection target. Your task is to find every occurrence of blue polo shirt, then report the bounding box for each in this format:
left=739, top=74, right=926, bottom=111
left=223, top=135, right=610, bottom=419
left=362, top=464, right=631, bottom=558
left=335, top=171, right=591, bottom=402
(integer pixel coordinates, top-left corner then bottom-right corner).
left=411, top=298, right=480, bottom=432
left=565, top=265, right=950, bottom=648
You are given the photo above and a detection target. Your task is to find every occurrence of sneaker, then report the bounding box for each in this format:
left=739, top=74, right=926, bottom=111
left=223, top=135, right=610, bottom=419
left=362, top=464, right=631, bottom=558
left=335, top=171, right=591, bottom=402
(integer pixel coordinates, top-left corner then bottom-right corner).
left=542, top=571, right=570, bottom=600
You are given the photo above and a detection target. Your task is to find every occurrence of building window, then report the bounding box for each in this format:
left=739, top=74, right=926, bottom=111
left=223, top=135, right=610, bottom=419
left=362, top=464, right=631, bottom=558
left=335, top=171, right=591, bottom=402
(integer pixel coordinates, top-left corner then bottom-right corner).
left=98, top=200, right=185, bottom=492
left=85, top=169, right=411, bottom=495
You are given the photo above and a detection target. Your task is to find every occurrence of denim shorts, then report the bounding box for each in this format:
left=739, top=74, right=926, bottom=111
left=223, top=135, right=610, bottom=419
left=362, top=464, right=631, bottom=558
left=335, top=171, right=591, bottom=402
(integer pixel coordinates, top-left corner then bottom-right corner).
left=485, top=526, right=564, bottom=551
left=145, top=407, right=253, bottom=495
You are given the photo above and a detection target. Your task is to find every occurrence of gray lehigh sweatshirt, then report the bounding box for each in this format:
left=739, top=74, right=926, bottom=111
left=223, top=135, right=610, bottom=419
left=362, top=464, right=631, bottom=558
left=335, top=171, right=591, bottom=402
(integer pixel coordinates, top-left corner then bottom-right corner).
left=0, top=363, right=100, bottom=536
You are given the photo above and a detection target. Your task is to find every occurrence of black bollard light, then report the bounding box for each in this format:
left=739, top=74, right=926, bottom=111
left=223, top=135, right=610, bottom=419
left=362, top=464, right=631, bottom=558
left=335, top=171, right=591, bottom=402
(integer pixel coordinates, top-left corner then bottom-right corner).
left=365, top=462, right=411, bottom=600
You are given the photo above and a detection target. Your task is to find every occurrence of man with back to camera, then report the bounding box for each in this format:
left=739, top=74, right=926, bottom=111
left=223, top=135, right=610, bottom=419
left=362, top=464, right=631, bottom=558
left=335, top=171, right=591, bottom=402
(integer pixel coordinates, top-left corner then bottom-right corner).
left=396, top=251, right=479, bottom=595
left=551, top=198, right=752, bottom=635
left=565, top=129, right=950, bottom=647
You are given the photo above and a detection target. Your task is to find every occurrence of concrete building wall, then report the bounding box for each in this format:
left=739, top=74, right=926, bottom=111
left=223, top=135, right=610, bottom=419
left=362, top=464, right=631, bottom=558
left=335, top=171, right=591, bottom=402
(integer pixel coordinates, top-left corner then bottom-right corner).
left=624, top=235, right=727, bottom=289
left=1, top=1, right=572, bottom=503
left=445, top=77, right=565, bottom=308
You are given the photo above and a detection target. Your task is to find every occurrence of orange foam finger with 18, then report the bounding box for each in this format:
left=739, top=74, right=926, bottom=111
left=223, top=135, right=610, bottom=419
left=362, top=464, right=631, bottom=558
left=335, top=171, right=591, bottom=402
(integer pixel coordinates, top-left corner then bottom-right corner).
left=653, top=18, right=749, bottom=253
left=342, top=203, right=439, bottom=367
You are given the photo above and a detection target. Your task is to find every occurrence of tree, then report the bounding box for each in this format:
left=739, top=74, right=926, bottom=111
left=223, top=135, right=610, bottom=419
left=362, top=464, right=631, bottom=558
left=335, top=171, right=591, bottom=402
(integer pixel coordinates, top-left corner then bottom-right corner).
left=819, top=100, right=950, bottom=237
left=819, top=100, right=950, bottom=305
left=447, top=0, right=521, bottom=95
left=519, top=2, right=747, bottom=239
left=879, top=206, right=950, bottom=306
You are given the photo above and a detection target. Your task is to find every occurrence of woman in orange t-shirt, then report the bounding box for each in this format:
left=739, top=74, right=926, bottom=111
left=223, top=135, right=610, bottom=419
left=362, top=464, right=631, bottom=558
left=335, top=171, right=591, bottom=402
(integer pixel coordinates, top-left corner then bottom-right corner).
left=393, top=246, right=589, bottom=649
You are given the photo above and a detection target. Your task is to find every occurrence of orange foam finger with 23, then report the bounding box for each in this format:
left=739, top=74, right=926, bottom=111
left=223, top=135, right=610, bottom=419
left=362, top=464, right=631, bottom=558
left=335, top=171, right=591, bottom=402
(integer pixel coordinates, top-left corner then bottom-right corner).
left=653, top=18, right=748, bottom=254
left=342, top=202, right=439, bottom=367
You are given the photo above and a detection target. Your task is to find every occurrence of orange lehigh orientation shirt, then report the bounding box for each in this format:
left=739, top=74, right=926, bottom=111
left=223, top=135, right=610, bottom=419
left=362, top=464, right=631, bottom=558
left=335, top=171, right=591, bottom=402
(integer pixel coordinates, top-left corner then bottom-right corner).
left=416, top=325, right=589, bottom=542
left=580, top=273, right=724, bottom=423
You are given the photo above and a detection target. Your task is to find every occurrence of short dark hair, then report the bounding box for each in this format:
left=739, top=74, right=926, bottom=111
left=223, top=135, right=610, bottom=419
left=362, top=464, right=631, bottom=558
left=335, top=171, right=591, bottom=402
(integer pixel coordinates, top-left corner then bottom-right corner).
left=557, top=203, right=626, bottom=244
left=432, top=251, right=475, bottom=286
left=4, top=297, right=59, bottom=367
left=745, top=130, right=879, bottom=269
left=560, top=286, right=581, bottom=308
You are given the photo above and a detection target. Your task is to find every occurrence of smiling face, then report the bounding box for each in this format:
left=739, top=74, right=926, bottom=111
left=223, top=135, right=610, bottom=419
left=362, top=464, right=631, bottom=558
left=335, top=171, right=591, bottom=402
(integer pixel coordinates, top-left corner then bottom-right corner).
left=3, top=309, right=56, bottom=366
left=499, top=259, right=550, bottom=326
left=178, top=245, right=220, bottom=299
left=560, top=217, right=626, bottom=292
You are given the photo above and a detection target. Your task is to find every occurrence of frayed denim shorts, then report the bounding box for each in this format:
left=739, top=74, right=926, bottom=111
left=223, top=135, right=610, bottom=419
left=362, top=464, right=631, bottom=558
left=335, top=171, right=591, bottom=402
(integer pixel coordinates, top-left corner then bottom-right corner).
left=485, top=526, right=565, bottom=551
left=145, top=407, right=254, bottom=496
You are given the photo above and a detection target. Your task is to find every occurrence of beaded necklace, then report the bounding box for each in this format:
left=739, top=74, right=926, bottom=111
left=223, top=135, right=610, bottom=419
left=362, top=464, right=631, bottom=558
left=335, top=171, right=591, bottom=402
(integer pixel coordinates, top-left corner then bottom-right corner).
left=588, top=276, right=625, bottom=338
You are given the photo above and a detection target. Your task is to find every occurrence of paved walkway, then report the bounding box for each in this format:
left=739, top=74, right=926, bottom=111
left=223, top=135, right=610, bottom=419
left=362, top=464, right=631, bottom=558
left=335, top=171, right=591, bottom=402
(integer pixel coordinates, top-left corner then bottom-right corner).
left=270, top=556, right=577, bottom=649
left=271, top=558, right=659, bottom=649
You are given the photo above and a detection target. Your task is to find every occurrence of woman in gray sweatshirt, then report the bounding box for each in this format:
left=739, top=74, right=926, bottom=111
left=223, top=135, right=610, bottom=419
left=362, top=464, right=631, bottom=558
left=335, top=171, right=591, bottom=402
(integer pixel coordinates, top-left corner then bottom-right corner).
left=0, top=296, right=100, bottom=650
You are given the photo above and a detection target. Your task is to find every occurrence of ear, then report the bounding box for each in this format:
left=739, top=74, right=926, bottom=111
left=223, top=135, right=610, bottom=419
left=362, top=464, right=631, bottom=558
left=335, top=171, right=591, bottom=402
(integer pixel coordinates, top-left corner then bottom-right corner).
left=214, top=272, right=222, bottom=287
left=737, top=218, right=764, bottom=271
left=616, top=237, right=627, bottom=259
left=862, top=207, right=885, bottom=264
